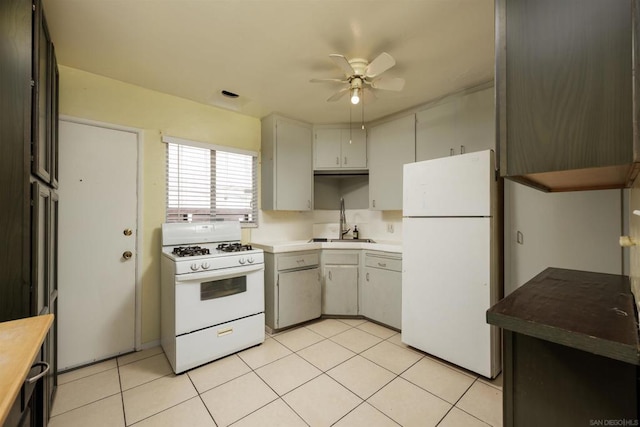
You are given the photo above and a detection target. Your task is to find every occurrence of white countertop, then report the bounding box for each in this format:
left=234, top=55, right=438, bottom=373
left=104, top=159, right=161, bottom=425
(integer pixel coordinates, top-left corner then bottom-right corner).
left=250, top=239, right=402, bottom=254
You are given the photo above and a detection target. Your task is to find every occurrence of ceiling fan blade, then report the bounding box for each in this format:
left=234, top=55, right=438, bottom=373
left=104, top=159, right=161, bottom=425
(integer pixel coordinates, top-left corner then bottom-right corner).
left=327, top=87, right=349, bottom=102
left=371, top=76, right=405, bottom=91
left=329, top=54, right=355, bottom=77
left=310, top=78, right=348, bottom=84
left=365, top=52, right=396, bottom=77
left=362, top=87, right=377, bottom=104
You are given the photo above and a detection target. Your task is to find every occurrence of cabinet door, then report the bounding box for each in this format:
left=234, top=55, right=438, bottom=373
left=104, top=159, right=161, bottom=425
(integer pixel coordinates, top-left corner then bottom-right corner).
left=0, top=0, right=32, bottom=322
left=456, top=88, right=495, bottom=155
left=278, top=267, right=321, bottom=328
left=416, top=101, right=457, bottom=161
left=32, top=5, right=51, bottom=183
left=362, top=267, right=401, bottom=329
left=44, top=297, right=57, bottom=423
left=50, top=48, right=59, bottom=189
left=31, top=182, right=50, bottom=316
left=314, top=129, right=341, bottom=169
left=322, top=265, right=358, bottom=315
left=341, top=128, right=367, bottom=168
left=368, top=115, right=416, bottom=210
left=500, top=0, right=632, bottom=177
left=275, top=119, right=313, bottom=210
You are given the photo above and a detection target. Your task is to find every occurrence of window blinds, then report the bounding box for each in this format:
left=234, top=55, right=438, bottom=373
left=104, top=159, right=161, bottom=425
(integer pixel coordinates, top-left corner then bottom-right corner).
left=165, top=139, right=257, bottom=227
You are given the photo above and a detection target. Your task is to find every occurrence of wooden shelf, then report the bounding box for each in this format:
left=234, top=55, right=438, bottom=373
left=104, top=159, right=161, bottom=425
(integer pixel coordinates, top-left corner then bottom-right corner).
left=487, top=267, right=640, bottom=365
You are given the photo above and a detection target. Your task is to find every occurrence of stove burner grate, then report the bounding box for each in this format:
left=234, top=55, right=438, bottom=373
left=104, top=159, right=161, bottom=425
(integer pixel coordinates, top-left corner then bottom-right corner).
left=217, top=243, right=253, bottom=252
left=172, top=246, right=210, bottom=257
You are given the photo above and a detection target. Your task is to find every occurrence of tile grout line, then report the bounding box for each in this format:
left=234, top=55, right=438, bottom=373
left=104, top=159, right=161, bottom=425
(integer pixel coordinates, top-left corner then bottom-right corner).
left=51, top=319, right=501, bottom=427
left=454, top=378, right=497, bottom=427
left=186, top=370, right=220, bottom=427
left=116, top=361, right=127, bottom=426
left=48, top=392, right=122, bottom=420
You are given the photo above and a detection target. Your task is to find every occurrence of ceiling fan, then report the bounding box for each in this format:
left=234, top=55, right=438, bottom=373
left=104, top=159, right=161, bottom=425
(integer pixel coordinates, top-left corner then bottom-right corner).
left=310, top=52, right=406, bottom=104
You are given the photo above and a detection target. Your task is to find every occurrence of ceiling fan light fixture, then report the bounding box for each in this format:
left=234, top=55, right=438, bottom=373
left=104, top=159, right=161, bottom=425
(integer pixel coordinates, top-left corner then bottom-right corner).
left=350, top=87, right=360, bottom=105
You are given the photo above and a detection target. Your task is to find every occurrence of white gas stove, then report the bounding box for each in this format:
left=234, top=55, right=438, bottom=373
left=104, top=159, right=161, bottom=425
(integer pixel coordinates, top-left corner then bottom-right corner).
left=160, top=221, right=265, bottom=373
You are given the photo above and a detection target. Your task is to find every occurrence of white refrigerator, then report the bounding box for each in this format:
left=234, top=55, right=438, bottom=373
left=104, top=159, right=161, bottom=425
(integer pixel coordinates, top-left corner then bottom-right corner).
left=401, top=149, right=501, bottom=378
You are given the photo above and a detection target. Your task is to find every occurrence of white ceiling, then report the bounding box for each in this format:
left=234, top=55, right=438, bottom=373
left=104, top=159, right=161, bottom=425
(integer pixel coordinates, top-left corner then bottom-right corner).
left=42, top=0, right=495, bottom=125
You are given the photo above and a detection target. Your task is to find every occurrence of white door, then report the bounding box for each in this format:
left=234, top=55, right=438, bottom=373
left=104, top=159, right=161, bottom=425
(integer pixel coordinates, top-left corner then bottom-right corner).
left=402, top=217, right=495, bottom=378
left=58, top=120, right=138, bottom=370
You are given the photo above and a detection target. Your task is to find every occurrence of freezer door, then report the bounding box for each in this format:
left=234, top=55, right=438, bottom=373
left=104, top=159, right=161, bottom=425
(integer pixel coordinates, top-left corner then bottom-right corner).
left=401, top=217, right=498, bottom=378
left=403, top=149, right=494, bottom=217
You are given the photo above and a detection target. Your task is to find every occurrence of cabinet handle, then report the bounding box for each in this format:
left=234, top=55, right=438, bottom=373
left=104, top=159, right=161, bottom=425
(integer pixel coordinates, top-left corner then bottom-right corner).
left=296, top=259, right=305, bottom=264
left=366, top=272, right=369, bottom=281
left=450, top=148, right=454, bottom=156
left=378, top=262, right=387, bottom=268
left=328, top=271, right=332, bottom=280
left=460, top=145, right=465, bottom=154
left=336, top=156, right=339, bottom=165
left=372, top=200, right=376, bottom=208
left=307, top=200, right=311, bottom=209
left=26, top=362, right=50, bottom=384
left=344, top=156, right=348, bottom=165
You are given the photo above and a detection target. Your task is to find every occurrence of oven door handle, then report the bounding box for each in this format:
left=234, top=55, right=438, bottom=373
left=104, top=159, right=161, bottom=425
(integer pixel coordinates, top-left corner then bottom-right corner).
left=175, top=264, right=264, bottom=283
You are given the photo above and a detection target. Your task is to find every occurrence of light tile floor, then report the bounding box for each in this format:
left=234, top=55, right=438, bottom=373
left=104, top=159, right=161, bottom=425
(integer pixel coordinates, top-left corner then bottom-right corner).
left=49, top=318, right=503, bottom=427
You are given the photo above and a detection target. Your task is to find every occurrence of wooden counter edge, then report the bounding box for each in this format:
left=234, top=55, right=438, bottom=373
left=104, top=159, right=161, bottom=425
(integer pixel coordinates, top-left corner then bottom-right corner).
left=487, top=310, right=640, bottom=366
left=0, top=314, right=54, bottom=426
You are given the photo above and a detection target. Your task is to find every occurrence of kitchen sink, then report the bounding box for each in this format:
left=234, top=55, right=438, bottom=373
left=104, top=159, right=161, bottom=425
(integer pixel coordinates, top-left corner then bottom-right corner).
left=309, top=238, right=376, bottom=243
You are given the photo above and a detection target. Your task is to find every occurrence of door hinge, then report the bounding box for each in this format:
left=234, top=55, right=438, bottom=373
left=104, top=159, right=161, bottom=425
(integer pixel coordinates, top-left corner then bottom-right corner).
left=30, top=80, right=35, bottom=87
left=32, top=3, right=35, bottom=11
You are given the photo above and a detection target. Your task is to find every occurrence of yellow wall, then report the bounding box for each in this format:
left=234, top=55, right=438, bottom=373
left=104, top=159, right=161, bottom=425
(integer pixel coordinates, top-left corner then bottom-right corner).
left=59, top=66, right=261, bottom=345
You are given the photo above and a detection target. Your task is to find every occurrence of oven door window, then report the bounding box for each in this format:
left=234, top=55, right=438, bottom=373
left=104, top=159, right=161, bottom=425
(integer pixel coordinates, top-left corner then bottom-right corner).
left=200, top=276, right=247, bottom=300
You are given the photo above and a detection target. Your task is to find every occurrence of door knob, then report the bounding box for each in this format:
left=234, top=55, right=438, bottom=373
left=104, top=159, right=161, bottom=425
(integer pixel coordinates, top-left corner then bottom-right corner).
left=123, top=228, right=133, bottom=236
left=122, top=251, right=133, bottom=260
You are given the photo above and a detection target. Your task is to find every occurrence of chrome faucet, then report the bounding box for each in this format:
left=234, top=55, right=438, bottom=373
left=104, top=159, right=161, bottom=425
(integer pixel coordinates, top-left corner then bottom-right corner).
left=339, top=197, right=350, bottom=239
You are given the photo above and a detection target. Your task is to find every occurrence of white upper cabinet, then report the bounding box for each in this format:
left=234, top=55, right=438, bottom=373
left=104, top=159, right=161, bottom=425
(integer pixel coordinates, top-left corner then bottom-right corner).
left=416, top=87, right=495, bottom=162
left=368, top=114, right=416, bottom=210
left=261, top=115, right=313, bottom=211
left=314, top=128, right=367, bottom=170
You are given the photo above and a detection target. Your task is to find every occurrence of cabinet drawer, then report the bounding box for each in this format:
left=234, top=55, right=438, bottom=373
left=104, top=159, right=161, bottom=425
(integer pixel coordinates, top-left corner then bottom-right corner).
left=365, top=255, right=402, bottom=272
left=323, top=252, right=359, bottom=265
left=278, top=252, right=319, bottom=271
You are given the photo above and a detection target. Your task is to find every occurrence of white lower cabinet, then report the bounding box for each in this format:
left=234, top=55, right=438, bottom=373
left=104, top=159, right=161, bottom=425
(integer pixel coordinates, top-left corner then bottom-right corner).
left=322, top=251, right=359, bottom=315
left=278, top=268, right=321, bottom=327
left=361, top=252, right=402, bottom=329
left=264, top=251, right=321, bottom=331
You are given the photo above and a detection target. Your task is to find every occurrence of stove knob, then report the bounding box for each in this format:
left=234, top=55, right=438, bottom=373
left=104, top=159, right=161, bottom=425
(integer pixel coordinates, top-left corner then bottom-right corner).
left=201, top=262, right=210, bottom=270
left=239, top=257, right=246, bottom=265
left=247, top=257, right=254, bottom=264
left=190, top=263, right=199, bottom=271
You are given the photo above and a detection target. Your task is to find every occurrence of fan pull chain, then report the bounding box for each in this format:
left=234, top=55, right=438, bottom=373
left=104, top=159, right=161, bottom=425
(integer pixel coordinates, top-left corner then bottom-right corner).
left=361, top=95, right=365, bottom=130
left=349, top=104, right=353, bottom=144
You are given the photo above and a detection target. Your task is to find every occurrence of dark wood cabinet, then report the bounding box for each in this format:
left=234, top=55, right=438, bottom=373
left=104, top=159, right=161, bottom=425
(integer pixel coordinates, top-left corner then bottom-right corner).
left=31, top=1, right=55, bottom=186
left=0, top=0, right=58, bottom=424
left=488, top=268, right=639, bottom=426
left=496, top=0, right=639, bottom=192
left=0, top=0, right=33, bottom=323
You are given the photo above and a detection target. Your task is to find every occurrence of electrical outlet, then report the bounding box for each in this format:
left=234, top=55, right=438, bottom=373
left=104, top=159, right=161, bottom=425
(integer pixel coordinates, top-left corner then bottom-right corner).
left=387, top=223, right=394, bottom=233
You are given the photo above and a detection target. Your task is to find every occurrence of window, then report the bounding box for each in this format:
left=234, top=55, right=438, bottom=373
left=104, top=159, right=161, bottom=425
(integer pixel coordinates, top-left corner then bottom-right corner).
left=164, top=136, right=258, bottom=227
